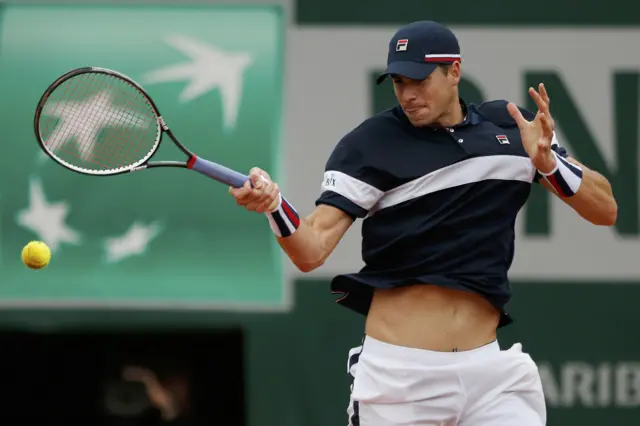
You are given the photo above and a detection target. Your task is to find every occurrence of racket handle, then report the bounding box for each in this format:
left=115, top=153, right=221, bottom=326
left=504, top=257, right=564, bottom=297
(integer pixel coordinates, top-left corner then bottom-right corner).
left=187, top=156, right=249, bottom=188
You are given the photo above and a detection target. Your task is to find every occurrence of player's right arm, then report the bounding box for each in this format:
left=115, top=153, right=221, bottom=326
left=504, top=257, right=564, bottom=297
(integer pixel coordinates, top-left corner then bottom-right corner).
left=229, top=131, right=384, bottom=272
left=232, top=176, right=353, bottom=271
left=275, top=204, right=353, bottom=272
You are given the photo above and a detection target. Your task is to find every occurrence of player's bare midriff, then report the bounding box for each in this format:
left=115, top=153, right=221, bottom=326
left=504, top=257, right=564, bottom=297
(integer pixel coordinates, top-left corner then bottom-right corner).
left=365, top=285, right=500, bottom=352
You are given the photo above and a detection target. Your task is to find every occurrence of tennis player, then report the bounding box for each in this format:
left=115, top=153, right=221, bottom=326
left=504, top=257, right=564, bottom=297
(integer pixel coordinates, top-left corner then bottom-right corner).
left=229, top=20, right=617, bottom=425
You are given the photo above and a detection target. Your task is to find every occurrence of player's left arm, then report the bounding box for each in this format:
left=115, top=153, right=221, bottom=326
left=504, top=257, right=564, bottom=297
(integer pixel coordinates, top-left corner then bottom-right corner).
left=509, top=83, right=617, bottom=226
left=538, top=137, right=617, bottom=226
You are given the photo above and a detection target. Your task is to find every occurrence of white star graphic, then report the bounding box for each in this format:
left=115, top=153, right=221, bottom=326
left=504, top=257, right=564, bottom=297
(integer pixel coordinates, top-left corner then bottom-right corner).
left=41, top=90, right=151, bottom=162
left=16, top=177, right=82, bottom=253
left=103, top=220, right=163, bottom=264
left=142, top=34, right=253, bottom=132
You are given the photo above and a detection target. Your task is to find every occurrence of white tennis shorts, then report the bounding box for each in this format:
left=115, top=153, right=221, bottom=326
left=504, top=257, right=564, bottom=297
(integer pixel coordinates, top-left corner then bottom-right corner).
left=346, top=336, right=546, bottom=426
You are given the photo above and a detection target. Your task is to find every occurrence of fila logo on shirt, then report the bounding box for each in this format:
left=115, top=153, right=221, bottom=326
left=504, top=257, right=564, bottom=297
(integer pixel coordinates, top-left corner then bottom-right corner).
left=396, top=39, right=408, bottom=51
left=496, top=135, right=510, bottom=144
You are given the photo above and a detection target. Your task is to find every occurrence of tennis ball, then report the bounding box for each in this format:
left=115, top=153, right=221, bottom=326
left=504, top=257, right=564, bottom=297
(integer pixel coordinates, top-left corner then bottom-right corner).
left=21, top=241, right=51, bottom=270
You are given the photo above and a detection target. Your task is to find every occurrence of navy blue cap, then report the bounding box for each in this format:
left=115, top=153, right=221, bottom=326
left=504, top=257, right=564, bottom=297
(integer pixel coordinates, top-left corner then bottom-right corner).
left=377, top=21, right=461, bottom=85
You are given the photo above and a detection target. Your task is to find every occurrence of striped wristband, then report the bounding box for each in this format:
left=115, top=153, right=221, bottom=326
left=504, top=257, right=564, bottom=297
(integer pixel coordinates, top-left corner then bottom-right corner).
left=540, top=151, right=583, bottom=197
left=265, top=194, right=300, bottom=237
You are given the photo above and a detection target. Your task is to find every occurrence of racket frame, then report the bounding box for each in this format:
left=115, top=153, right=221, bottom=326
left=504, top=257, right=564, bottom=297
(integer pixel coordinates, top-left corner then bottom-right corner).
left=33, top=66, right=196, bottom=176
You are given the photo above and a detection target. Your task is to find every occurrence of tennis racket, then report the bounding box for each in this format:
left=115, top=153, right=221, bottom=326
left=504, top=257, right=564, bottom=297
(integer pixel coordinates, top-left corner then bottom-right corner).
left=33, top=66, right=254, bottom=189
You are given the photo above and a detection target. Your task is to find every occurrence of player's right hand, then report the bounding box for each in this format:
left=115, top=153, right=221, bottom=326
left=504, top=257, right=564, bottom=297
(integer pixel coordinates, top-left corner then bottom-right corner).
left=229, top=167, right=280, bottom=213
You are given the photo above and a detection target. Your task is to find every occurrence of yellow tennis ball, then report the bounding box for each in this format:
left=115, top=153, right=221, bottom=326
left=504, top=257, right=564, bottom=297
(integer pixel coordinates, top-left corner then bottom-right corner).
left=21, top=241, right=51, bottom=269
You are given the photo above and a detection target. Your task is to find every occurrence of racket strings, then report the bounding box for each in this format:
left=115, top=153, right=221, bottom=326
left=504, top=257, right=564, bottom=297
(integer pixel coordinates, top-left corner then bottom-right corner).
left=113, top=76, right=157, bottom=166
left=46, top=74, right=110, bottom=163
left=38, top=71, right=160, bottom=173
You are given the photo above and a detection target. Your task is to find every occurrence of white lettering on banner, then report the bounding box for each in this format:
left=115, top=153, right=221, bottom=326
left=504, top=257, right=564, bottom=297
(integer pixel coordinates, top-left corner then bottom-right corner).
left=283, top=27, right=640, bottom=279
left=539, top=362, right=640, bottom=408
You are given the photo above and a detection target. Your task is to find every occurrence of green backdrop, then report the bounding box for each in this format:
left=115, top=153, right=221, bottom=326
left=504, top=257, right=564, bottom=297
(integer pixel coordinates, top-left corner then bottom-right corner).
left=0, top=4, right=286, bottom=309
left=296, top=0, right=640, bottom=25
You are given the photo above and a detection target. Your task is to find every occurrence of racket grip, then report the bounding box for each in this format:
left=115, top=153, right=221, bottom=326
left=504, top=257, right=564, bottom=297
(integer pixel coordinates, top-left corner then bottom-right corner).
left=187, top=156, right=249, bottom=188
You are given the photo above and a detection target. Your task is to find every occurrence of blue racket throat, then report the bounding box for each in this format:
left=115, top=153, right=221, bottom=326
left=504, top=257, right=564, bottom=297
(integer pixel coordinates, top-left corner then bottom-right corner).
left=186, top=156, right=249, bottom=188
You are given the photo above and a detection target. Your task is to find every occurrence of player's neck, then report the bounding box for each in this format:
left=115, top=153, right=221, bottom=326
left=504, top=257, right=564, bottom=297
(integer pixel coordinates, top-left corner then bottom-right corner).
left=435, top=98, right=465, bottom=127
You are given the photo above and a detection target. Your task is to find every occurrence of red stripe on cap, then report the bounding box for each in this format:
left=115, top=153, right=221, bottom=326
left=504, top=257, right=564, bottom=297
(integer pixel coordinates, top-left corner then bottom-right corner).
left=281, top=199, right=300, bottom=227
left=425, top=56, right=461, bottom=63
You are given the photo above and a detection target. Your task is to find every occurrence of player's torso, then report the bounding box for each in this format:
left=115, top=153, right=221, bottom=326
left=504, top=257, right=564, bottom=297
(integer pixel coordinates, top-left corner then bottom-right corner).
left=358, top=104, right=535, bottom=287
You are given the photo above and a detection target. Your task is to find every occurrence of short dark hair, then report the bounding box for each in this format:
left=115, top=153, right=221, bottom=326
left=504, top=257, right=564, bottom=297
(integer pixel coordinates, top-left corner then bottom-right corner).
left=437, top=64, right=452, bottom=75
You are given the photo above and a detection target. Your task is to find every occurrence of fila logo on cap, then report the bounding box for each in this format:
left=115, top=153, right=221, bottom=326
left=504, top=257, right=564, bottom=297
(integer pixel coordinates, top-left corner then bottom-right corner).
left=396, top=39, right=408, bottom=51
left=496, top=135, right=510, bottom=144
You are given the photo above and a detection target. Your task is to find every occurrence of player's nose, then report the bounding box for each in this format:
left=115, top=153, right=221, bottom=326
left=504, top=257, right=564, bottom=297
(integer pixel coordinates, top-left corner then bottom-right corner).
left=398, top=89, right=418, bottom=104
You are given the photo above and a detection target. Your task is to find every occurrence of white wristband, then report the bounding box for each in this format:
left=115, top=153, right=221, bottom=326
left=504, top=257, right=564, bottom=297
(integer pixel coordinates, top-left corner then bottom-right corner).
left=540, top=151, right=583, bottom=197
left=265, top=194, right=300, bottom=237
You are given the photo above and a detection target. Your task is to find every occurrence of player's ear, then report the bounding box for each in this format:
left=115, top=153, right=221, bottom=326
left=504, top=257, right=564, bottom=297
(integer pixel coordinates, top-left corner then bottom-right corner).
left=449, top=62, right=461, bottom=85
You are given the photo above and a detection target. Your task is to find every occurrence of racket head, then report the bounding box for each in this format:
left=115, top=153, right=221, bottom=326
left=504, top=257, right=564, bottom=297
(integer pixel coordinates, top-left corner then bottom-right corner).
left=34, top=67, right=164, bottom=176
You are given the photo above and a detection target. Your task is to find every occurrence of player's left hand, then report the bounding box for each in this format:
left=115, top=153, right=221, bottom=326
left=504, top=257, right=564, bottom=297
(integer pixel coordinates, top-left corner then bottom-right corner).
left=507, top=83, right=557, bottom=174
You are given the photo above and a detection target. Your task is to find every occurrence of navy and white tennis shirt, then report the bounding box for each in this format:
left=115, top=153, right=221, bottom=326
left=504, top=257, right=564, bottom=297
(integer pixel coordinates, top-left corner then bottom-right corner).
left=315, top=99, right=570, bottom=327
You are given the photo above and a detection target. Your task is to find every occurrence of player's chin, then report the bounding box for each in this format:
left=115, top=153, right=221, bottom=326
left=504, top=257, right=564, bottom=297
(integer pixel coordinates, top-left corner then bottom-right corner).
left=405, top=109, right=434, bottom=127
